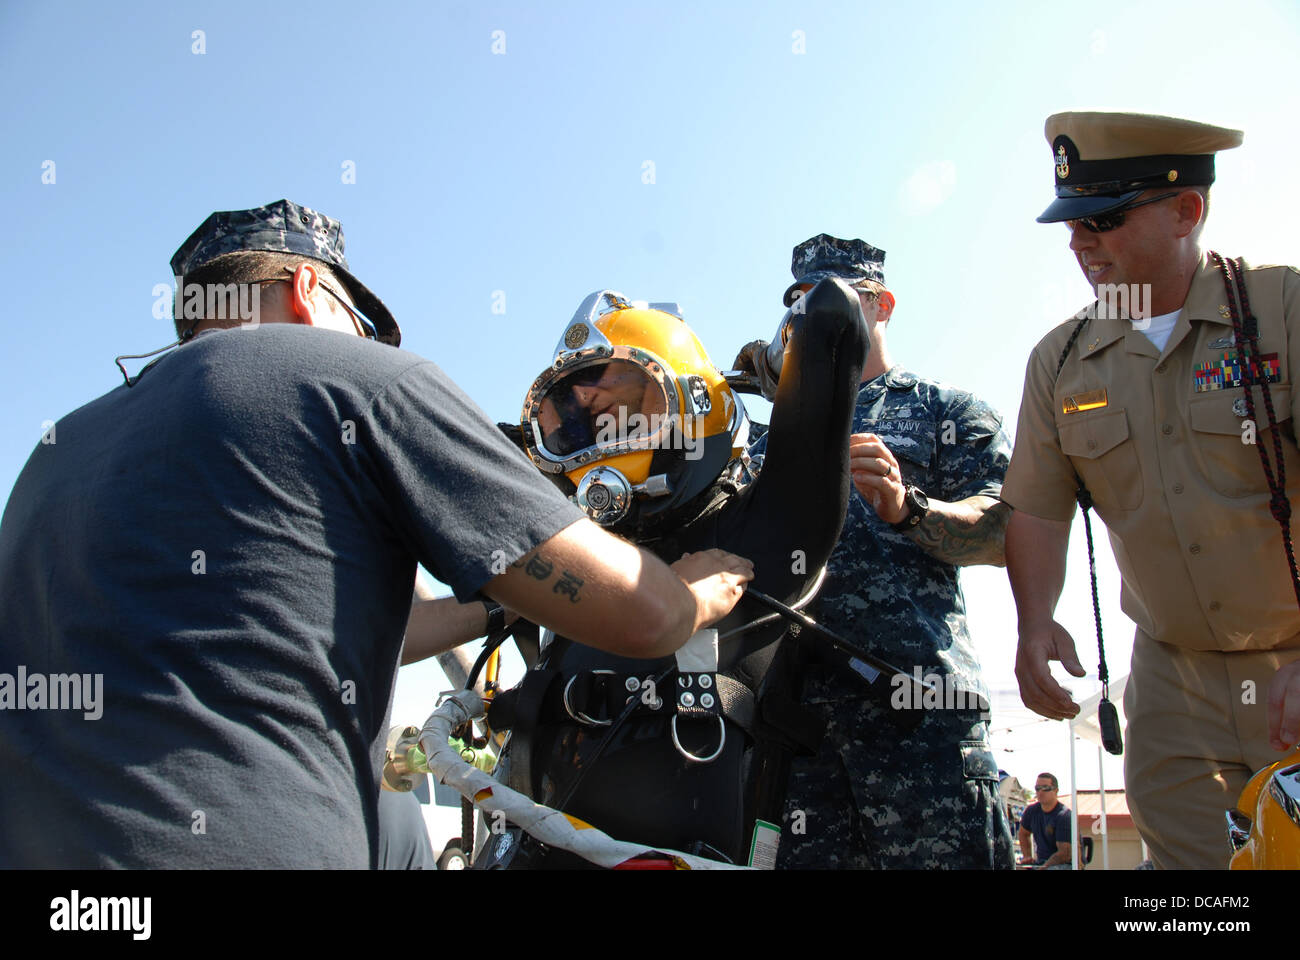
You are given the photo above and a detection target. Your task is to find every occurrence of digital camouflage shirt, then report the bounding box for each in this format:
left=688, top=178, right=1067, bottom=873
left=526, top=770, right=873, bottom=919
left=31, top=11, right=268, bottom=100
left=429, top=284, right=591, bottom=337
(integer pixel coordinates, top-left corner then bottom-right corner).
left=748, top=365, right=1010, bottom=702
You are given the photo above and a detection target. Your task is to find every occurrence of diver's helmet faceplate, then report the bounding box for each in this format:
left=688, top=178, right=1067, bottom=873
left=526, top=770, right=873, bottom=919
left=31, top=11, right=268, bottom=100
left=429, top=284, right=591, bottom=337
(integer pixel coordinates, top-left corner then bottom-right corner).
left=519, top=291, right=745, bottom=530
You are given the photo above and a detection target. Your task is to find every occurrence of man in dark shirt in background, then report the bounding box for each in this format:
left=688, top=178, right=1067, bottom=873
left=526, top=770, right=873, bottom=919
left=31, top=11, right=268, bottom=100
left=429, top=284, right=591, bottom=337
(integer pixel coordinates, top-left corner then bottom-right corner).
left=1018, top=772, right=1072, bottom=869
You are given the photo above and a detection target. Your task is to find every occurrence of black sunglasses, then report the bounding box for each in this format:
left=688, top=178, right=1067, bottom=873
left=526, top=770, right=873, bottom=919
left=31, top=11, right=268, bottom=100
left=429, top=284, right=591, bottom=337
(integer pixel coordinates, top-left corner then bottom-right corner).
left=1035, top=785, right=1056, bottom=792
left=1071, top=191, right=1180, bottom=234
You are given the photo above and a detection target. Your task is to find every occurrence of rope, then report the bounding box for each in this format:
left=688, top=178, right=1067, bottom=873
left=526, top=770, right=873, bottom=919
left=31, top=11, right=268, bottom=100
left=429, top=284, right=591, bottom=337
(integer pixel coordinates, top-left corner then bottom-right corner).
left=1054, top=315, right=1111, bottom=700
left=1209, top=251, right=1300, bottom=610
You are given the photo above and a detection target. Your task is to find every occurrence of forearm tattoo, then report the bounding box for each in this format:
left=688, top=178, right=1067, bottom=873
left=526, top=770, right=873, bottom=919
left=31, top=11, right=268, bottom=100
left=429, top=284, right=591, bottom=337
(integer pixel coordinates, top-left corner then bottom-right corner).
left=513, top=551, right=584, bottom=603
left=903, top=496, right=1010, bottom=567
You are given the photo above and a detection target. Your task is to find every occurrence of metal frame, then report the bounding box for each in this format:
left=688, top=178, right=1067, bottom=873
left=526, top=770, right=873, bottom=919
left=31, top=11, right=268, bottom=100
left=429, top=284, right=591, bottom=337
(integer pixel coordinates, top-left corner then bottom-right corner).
left=1268, top=763, right=1300, bottom=829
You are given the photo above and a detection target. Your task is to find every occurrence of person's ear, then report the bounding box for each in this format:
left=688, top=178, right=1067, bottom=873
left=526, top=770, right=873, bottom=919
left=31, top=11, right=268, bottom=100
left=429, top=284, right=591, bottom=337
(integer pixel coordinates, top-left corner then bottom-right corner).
left=1173, top=190, right=1204, bottom=239
left=876, top=290, right=896, bottom=323
left=289, top=262, right=322, bottom=325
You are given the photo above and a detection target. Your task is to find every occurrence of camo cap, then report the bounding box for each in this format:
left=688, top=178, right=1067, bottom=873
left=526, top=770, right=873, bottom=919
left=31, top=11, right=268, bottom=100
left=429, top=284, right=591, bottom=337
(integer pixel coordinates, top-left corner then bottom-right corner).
left=785, top=234, right=886, bottom=306
left=170, top=199, right=401, bottom=346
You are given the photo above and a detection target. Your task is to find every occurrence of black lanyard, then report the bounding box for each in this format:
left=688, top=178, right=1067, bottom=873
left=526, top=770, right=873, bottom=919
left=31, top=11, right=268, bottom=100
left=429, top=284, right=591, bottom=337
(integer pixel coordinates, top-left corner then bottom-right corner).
left=1209, top=251, right=1300, bottom=610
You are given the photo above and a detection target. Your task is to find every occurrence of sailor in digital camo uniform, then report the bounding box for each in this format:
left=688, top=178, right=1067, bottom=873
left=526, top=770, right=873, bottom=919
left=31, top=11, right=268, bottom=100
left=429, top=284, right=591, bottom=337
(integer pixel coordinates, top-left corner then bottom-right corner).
left=735, top=234, right=1015, bottom=869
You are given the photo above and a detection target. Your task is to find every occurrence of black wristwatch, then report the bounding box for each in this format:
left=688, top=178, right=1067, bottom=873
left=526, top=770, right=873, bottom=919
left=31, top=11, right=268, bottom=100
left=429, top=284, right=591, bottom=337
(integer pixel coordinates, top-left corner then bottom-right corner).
left=891, top=485, right=930, bottom=531
left=482, top=600, right=507, bottom=636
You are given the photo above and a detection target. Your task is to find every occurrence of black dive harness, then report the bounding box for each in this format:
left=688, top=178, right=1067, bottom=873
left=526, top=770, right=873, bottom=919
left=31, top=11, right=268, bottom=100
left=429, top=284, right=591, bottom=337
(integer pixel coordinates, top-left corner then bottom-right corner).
left=472, top=578, right=934, bottom=865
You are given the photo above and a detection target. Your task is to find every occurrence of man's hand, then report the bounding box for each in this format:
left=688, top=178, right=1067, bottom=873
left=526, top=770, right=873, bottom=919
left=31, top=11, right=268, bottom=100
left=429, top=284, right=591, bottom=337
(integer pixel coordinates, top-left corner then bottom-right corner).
left=1268, top=659, right=1300, bottom=751
left=671, top=549, right=755, bottom=633
left=849, top=433, right=907, bottom=524
left=849, top=433, right=1010, bottom=564
left=1015, top=620, right=1085, bottom=720
left=731, top=340, right=781, bottom=400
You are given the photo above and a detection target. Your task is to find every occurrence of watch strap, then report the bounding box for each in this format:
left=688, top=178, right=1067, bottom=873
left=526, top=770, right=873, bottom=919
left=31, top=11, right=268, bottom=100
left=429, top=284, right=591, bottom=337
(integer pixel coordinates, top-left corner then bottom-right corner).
left=890, top=486, right=929, bottom=531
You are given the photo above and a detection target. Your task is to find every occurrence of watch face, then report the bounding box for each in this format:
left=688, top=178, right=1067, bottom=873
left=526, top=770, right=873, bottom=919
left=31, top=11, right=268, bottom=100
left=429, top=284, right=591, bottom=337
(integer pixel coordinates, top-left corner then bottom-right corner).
left=893, top=486, right=929, bottom=531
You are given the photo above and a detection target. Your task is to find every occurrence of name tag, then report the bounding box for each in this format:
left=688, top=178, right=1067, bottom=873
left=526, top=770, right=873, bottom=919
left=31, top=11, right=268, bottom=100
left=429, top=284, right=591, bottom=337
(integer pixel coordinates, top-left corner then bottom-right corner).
left=1062, top=388, right=1108, bottom=415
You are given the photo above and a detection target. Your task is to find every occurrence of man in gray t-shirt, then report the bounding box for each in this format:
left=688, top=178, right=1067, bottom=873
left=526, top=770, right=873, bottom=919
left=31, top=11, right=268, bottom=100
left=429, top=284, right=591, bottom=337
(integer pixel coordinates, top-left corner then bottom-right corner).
left=0, top=200, right=752, bottom=868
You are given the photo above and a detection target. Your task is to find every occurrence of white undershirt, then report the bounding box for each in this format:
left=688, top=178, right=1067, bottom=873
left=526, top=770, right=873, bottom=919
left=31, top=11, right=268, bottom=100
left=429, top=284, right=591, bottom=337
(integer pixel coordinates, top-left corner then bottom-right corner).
left=1137, top=310, right=1181, bottom=352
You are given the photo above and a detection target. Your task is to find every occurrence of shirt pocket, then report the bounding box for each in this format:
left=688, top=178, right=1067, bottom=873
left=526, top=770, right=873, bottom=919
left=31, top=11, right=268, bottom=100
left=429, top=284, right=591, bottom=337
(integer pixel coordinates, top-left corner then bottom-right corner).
left=861, top=418, right=936, bottom=487
left=1057, top=407, right=1144, bottom=511
left=960, top=740, right=999, bottom=783
left=1187, top=385, right=1295, bottom=498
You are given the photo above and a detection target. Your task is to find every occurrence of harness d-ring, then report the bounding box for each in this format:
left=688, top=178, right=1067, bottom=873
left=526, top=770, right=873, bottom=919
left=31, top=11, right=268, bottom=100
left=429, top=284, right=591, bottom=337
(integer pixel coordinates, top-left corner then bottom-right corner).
left=563, top=670, right=616, bottom=727
left=670, top=715, right=726, bottom=764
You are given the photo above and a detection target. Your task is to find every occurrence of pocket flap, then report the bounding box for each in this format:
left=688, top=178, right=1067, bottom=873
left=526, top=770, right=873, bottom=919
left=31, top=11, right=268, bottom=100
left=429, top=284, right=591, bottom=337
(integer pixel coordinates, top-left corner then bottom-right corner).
left=859, top=419, right=935, bottom=469
left=1058, top=407, right=1130, bottom=459
left=1189, top=385, right=1293, bottom=436
left=960, top=740, right=999, bottom=781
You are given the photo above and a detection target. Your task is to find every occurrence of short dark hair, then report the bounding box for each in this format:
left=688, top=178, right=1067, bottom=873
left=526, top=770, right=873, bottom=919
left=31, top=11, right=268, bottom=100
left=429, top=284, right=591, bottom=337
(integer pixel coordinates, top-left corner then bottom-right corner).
left=1037, top=772, right=1059, bottom=791
left=172, top=250, right=352, bottom=337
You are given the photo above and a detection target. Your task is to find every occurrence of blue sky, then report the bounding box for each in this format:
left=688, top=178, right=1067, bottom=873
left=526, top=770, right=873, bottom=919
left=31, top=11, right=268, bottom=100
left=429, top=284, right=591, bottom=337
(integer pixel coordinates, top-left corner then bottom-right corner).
left=3, top=0, right=1299, bottom=796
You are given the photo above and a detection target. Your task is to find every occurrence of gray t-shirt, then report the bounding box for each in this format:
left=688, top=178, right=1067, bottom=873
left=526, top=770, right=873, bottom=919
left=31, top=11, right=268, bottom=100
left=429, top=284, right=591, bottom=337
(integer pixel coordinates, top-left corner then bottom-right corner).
left=0, top=325, right=582, bottom=868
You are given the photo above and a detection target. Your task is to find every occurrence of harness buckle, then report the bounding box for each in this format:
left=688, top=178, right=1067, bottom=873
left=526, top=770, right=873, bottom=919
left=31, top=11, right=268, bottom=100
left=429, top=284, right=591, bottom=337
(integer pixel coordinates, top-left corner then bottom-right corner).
left=670, top=715, right=726, bottom=764
left=562, top=670, right=617, bottom=727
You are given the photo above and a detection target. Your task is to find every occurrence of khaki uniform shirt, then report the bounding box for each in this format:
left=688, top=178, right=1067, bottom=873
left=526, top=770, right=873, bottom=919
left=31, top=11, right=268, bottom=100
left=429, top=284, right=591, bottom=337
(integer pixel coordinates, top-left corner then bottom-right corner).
left=1003, top=253, right=1300, bottom=652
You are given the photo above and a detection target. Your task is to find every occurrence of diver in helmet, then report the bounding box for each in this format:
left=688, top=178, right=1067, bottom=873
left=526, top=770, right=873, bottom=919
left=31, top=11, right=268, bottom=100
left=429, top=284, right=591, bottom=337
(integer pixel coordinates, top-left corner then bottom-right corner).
left=481, top=278, right=869, bottom=867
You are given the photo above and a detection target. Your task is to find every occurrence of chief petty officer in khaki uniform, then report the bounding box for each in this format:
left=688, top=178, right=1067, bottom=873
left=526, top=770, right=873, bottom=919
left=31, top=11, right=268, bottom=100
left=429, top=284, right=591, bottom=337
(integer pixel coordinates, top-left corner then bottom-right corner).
left=1002, top=111, right=1300, bottom=869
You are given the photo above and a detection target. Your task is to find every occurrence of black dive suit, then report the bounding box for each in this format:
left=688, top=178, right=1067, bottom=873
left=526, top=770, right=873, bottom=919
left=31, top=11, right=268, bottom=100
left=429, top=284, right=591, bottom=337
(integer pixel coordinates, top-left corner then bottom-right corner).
left=489, top=279, right=868, bottom=866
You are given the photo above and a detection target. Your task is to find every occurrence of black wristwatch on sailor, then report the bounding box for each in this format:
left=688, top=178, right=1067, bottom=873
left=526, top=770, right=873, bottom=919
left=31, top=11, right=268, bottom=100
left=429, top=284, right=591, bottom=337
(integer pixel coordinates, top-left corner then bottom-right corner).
left=482, top=600, right=507, bottom=636
left=891, top=485, right=930, bottom=532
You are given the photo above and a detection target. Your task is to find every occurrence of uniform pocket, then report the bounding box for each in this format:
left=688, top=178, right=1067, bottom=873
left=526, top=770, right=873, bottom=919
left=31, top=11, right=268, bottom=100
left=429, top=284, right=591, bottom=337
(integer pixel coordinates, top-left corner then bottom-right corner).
left=1057, top=407, right=1144, bottom=511
left=960, top=740, right=999, bottom=782
left=861, top=418, right=936, bottom=486
left=1188, top=386, right=1295, bottom=498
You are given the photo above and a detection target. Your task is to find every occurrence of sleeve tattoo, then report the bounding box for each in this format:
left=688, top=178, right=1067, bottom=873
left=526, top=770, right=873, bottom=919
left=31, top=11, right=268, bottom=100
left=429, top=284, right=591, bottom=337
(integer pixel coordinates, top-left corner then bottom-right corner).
left=903, top=495, right=1010, bottom=567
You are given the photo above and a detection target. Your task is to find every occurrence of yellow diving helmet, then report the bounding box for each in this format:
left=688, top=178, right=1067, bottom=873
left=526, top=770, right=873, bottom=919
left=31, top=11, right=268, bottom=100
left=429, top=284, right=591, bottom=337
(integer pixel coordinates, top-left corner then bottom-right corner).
left=519, top=290, right=749, bottom=533
left=1225, top=747, right=1300, bottom=869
